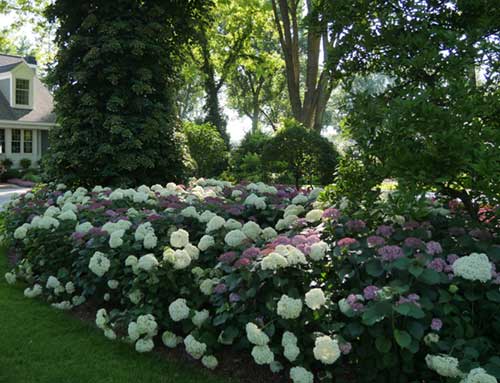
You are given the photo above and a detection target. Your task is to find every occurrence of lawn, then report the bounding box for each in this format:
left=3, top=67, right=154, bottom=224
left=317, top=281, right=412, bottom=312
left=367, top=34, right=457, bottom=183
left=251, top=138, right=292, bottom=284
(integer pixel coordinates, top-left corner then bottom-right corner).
left=0, top=250, right=234, bottom=383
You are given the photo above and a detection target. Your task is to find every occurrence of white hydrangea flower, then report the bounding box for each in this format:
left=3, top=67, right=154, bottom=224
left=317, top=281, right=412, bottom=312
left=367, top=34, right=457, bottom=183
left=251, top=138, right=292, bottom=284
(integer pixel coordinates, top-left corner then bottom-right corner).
left=170, top=229, right=190, bottom=248
left=59, top=210, right=77, bottom=221
left=461, top=368, right=497, bottom=383
left=75, top=222, right=93, bottom=233
left=169, top=298, right=190, bottom=322
left=136, top=314, right=158, bottom=336
left=135, top=338, right=154, bottom=353
left=104, top=328, right=117, bottom=340
left=452, top=253, right=492, bottom=283
left=242, top=221, right=262, bottom=240
left=305, top=209, right=323, bottom=222
left=181, top=206, right=199, bottom=219
left=206, top=216, right=226, bottom=232
left=143, top=232, right=157, bottom=249
left=292, top=194, right=308, bottom=205
left=109, top=229, right=125, bottom=248
left=224, top=229, right=248, bottom=247
left=282, top=332, right=300, bottom=362
left=128, top=289, right=143, bottom=304
left=61, top=202, right=78, bottom=213
left=72, top=295, right=86, bottom=306
left=4, top=272, right=16, bottom=285
left=262, top=227, right=278, bottom=241
left=275, top=214, right=298, bottom=231
left=198, top=235, right=215, bottom=251
left=133, top=191, right=149, bottom=204
left=290, top=367, right=314, bottom=383
left=162, top=331, right=181, bottom=348
left=65, top=281, right=75, bottom=294
left=305, top=288, right=326, bottom=310
left=14, top=223, right=30, bottom=239
left=231, top=189, right=243, bottom=198
left=270, top=361, right=284, bottom=373
left=137, top=254, right=159, bottom=272
left=245, top=322, right=270, bottom=345
left=199, top=210, right=216, bottom=223
left=89, top=251, right=111, bottom=277
left=424, top=333, right=440, bottom=345
left=51, top=301, right=72, bottom=310
left=251, top=345, right=274, bottom=365
left=425, top=354, right=462, bottom=378
left=109, top=189, right=124, bottom=200
left=31, top=216, right=60, bottom=230
left=199, top=278, right=217, bottom=296
left=103, top=293, right=111, bottom=301
left=134, top=222, right=153, bottom=241
left=284, top=205, right=304, bottom=219
left=275, top=245, right=307, bottom=266
left=201, top=355, right=218, bottom=370
left=46, top=275, right=61, bottom=289
left=44, top=206, right=60, bottom=218
left=184, top=334, right=207, bottom=359
left=277, top=295, right=303, bottom=319
left=224, top=218, right=243, bottom=230
left=24, top=284, right=42, bottom=298
left=309, top=241, right=328, bottom=261
left=125, top=255, right=138, bottom=267
left=313, top=336, right=341, bottom=365
left=107, top=280, right=119, bottom=289
left=128, top=321, right=140, bottom=341
left=261, top=252, right=288, bottom=270
left=95, top=308, right=108, bottom=329
left=192, top=309, right=210, bottom=327
left=184, top=243, right=199, bottom=260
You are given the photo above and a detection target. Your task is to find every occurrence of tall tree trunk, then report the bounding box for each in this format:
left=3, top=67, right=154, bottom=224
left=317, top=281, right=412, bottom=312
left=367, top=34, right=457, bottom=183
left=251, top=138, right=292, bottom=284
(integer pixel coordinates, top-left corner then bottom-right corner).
left=198, top=29, right=229, bottom=146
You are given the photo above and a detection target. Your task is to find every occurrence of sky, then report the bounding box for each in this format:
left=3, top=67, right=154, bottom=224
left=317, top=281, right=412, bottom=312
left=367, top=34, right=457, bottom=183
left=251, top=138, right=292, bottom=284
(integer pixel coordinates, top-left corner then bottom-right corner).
left=0, top=13, right=252, bottom=144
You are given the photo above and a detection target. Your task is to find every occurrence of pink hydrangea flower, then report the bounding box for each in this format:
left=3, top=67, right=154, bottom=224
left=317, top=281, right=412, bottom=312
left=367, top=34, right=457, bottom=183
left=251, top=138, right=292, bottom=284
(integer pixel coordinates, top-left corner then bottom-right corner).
left=337, top=237, right=358, bottom=248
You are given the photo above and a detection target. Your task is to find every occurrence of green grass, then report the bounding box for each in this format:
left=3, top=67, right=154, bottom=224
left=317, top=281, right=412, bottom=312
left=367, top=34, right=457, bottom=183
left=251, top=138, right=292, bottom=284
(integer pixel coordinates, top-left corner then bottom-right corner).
left=0, top=252, right=235, bottom=383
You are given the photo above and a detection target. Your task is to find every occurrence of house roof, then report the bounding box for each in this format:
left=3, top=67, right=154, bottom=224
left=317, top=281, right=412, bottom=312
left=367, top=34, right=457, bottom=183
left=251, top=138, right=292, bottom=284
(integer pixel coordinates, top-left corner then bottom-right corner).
left=0, top=54, right=56, bottom=124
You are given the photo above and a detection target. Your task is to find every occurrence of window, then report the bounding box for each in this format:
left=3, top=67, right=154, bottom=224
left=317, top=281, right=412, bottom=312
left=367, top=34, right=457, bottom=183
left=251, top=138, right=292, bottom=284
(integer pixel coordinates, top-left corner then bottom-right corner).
left=11, top=129, right=21, bottom=153
left=15, top=79, right=30, bottom=105
left=24, top=130, right=32, bottom=153
left=0, top=129, right=4, bottom=154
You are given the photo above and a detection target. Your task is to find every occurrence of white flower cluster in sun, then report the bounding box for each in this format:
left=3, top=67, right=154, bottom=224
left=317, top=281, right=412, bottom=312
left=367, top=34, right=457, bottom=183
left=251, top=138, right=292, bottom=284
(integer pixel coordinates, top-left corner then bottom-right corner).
left=275, top=214, right=299, bottom=231
left=128, top=314, right=158, bottom=353
left=46, top=275, right=61, bottom=289
left=282, top=331, right=300, bottom=362
left=309, top=241, right=328, bottom=261
left=206, top=215, right=225, bottom=233
left=277, top=295, right=303, bottom=319
left=313, top=335, right=341, bottom=365
left=24, top=283, right=42, bottom=298
left=192, top=309, right=210, bottom=327
left=284, top=204, right=304, bottom=218
left=242, top=221, right=261, bottom=240
left=425, top=354, right=462, bottom=378
left=224, top=229, right=248, bottom=247
left=460, top=368, right=498, bottom=383
left=452, top=253, right=492, bottom=283
left=275, top=245, right=307, bottom=266
left=184, top=334, right=207, bottom=359
left=169, top=298, right=190, bottom=322
left=199, top=278, right=218, bottom=296
left=170, top=229, right=190, bottom=248
left=262, top=227, right=278, bottom=241
left=134, top=222, right=158, bottom=249
left=14, top=223, right=30, bottom=239
left=109, top=229, right=125, bottom=248
left=246, top=182, right=278, bottom=195
left=261, top=251, right=288, bottom=270
left=305, top=288, right=326, bottom=310
left=252, top=344, right=275, bottom=365
left=31, top=215, right=60, bottom=230
left=292, top=193, right=308, bottom=205
left=75, top=221, right=93, bottom=233
left=290, top=366, right=314, bottom=383
left=102, top=219, right=132, bottom=234
left=246, top=322, right=270, bottom=345
left=162, top=331, right=182, bottom=348
left=305, top=209, right=323, bottom=223
left=88, top=251, right=111, bottom=277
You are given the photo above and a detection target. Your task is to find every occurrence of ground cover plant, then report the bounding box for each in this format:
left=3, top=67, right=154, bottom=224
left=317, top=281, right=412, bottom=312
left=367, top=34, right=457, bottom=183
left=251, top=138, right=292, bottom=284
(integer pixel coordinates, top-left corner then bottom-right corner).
left=2, top=180, right=500, bottom=383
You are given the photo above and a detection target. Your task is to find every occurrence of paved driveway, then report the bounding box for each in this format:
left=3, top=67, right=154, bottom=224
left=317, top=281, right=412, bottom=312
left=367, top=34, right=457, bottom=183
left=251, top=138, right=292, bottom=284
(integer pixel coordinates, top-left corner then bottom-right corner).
left=0, top=184, right=31, bottom=209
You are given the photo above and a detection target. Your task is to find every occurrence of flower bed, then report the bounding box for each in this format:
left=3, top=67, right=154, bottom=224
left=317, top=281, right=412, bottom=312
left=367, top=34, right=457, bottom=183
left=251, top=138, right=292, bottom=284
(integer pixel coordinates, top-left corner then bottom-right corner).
left=2, top=179, right=500, bottom=383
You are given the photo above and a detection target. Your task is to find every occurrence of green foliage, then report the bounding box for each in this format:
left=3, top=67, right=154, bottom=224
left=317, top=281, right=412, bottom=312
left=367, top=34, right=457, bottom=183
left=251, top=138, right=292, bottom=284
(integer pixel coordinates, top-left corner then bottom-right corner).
left=229, top=130, right=271, bottom=182
left=19, top=158, right=31, bottom=170
left=262, top=120, right=338, bottom=187
left=183, top=122, right=228, bottom=177
left=323, top=0, right=500, bottom=216
left=1, top=158, right=13, bottom=169
left=43, top=0, right=211, bottom=187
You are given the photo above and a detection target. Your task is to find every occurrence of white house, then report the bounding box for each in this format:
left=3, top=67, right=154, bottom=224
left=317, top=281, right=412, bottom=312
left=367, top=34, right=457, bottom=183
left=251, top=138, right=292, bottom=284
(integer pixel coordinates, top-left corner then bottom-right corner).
left=0, top=54, right=55, bottom=168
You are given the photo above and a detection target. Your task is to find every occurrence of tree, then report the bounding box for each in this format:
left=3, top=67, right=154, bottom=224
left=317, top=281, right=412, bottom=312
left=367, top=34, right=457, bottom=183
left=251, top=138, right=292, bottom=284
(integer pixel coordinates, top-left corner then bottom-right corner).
left=44, top=0, right=211, bottom=187
left=270, top=0, right=335, bottom=131
left=324, top=0, right=500, bottom=217
left=183, top=122, right=228, bottom=177
left=230, top=130, right=272, bottom=182
left=262, top=119, right=338, bottom=188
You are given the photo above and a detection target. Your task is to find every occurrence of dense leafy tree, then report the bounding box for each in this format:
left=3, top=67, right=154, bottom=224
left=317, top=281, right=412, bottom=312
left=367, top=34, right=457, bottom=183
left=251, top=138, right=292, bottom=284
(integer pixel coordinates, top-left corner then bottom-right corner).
left=229, top=130, right=272, bottom=182
left=43, top=0, right=210, bottom=187
left=262, top=119, right=338, bottom=188
left=183, top=122, right=228, bottom=177
left=323, top=0, right=500, bottom=217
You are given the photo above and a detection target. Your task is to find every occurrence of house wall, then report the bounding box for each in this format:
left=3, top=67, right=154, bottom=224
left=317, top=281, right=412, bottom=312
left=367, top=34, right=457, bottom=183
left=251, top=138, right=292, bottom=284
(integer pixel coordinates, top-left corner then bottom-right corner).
left=0, top=126, right=46, bottom=168
left=0, top=78, right=10, bottom=103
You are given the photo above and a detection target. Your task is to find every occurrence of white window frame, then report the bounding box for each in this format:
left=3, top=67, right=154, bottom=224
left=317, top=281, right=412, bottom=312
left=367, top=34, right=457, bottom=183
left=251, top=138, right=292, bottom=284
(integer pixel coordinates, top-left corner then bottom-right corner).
left=15, top=78, right=30, bottom=106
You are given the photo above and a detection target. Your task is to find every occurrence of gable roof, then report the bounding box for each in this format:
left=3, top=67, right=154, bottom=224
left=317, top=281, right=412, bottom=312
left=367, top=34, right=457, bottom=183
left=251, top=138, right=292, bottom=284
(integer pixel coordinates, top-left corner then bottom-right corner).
left=0, top=54, right=56, bottom=124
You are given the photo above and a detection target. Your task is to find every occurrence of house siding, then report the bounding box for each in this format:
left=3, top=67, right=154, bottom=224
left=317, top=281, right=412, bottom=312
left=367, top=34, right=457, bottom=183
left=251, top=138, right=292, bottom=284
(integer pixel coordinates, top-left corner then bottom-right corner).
left=0, top=78, right=10, bottom=103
